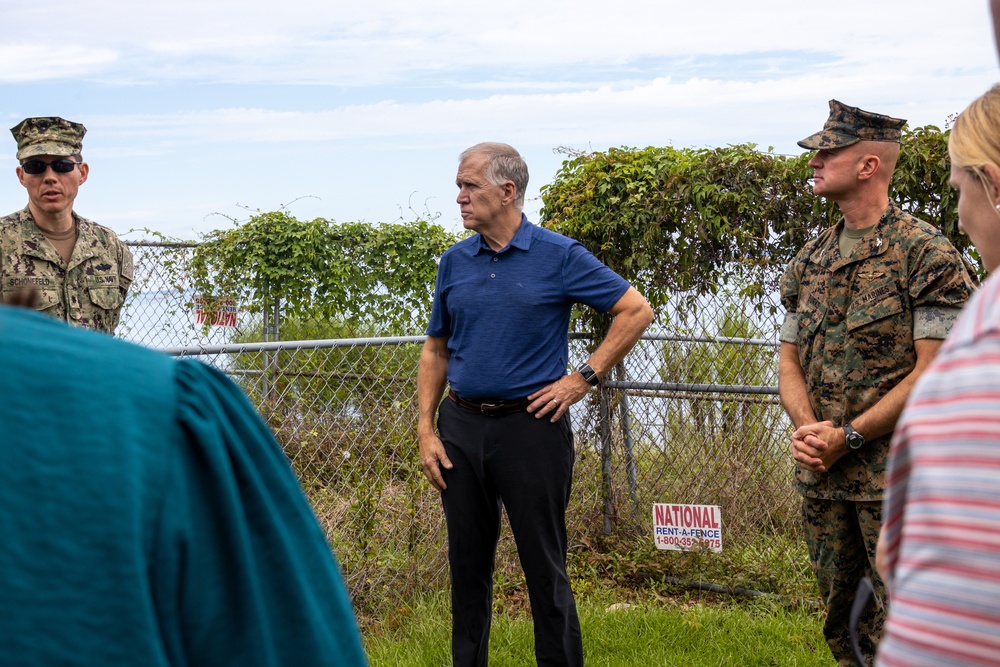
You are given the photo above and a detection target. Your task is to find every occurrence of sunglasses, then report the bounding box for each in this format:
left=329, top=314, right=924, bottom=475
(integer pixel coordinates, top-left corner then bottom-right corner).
left=20, top=159, right=82, bottom=175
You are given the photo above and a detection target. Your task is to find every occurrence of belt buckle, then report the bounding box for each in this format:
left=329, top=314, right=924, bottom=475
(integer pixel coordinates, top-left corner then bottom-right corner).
left=480, top=401, right=503, bottom=416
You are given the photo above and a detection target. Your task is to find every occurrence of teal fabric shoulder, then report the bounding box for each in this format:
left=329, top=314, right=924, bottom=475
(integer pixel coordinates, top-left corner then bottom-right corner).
left=156, top=359, right=369, bottom=665
left=0, top=308, right=367, bottom=666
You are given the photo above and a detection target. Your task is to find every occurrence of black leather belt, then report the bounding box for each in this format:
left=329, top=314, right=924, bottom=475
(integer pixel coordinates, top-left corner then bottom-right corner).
left=448, top=389, right=530, bottom=417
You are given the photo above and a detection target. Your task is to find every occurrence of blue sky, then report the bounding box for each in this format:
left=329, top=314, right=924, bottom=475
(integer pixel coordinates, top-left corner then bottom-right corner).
left=1, top=0, right=997, bottom=240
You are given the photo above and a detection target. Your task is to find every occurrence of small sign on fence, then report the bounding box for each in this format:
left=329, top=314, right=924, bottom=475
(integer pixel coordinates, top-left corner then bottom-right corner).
left=194, top=296, right=238, bottom=327
left=652, top=503, right=723, bottom=553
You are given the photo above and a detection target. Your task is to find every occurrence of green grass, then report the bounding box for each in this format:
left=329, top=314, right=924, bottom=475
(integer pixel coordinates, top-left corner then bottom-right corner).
left=363, top=590, right=834, bottom=667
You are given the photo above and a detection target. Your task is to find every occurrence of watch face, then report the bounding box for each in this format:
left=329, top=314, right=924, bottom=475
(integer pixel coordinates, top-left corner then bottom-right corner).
left=578, top=363, right=599, bottom=385
left=847, top=432, right=863, bottom=450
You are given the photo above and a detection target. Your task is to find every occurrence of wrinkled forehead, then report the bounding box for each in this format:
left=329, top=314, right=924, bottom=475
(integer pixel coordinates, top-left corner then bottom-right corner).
left=456, top=154, right=490, bottom=181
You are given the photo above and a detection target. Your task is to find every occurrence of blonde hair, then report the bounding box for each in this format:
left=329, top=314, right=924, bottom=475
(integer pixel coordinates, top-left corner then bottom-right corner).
left=950, top=84, right=1000, bottom=187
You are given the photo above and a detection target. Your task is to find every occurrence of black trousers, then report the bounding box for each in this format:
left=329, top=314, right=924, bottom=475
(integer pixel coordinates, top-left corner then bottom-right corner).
left=437, top=397, right=583, bottom=667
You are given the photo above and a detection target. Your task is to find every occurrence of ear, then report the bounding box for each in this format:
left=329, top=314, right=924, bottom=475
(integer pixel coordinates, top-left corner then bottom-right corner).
left=857, top=154, right=881, bottom=181
left=501, top=180, right=516, bottom=205
left=982, top=163, right=1000, bottom=204
left=77, top=161, right=89, bottom=185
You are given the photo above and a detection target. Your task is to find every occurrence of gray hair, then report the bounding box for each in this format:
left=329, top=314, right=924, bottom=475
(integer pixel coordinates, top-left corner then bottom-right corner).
left=460, top=142, right=529, bottom=210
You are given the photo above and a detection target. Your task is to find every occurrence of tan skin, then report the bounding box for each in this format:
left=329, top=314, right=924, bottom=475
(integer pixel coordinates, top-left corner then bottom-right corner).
left=949, top=163, right=1000, bottom=273
left=15, top=154, right=88, bottom=235
left=779, top=139, right=942, bottom=473
left=417, top=152, right=655, bottom=491
left=807, top=142, right=896, bottom=229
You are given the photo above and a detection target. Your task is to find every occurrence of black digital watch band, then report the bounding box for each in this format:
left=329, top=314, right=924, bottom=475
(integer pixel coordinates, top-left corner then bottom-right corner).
left=843, top=423, right=865, bottom=450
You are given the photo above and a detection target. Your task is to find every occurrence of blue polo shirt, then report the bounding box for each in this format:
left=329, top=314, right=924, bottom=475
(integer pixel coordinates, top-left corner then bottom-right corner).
left=427, top=216, right=630, bottom=400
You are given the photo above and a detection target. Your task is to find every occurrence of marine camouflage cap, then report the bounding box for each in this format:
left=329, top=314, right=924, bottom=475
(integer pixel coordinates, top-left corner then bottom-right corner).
left=10, top=116, right=86, bottom=160
left=797, top=100, right=905, bottom=150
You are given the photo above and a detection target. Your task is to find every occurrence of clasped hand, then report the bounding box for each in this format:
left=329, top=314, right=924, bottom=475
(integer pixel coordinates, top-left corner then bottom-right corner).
left=791, top=420, right=848, bottom=473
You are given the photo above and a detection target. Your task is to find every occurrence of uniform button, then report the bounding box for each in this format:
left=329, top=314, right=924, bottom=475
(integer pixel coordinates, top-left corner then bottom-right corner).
left=493, top=256, right=499, bottom=262
left=491, top=273, right=496, bottom=279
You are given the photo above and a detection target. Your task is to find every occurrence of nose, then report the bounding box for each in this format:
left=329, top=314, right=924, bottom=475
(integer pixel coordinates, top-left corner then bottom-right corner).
left=807, top=153, right=822, bottom=168
left=456, top=188, right=469, bottom=204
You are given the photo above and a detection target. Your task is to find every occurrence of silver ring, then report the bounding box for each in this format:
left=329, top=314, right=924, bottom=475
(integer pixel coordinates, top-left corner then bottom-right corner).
left=552, top=399, right=560, bottom=405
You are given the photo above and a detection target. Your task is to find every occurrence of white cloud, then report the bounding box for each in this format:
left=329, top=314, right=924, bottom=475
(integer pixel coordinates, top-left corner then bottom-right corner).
left=0, top=1, right=992, bottom=86
left=74, top=64, right=991, bottom=161
left=0, top=44, right=118, bottom=83
left=0, top=0, right=996, bottom=239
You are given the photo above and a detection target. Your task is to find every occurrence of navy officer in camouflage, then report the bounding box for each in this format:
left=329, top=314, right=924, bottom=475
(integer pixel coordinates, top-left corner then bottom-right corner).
left=2, top=117, right=133, bottom=334
left=778, top=100, right=975, bottom=666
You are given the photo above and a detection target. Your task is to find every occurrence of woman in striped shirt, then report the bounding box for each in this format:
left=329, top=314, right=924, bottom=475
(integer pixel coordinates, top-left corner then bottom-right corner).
left=877, top=84, right=1000, bottom=666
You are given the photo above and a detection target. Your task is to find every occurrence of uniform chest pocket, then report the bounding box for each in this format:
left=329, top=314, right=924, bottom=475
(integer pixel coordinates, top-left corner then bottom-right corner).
left=793, top=298, right=827, bottom=369
left=797, top=296, right=827, bottom=339
left=88, top=284, right=123, bottom=310
left=846, top=285, right=903, bottom=332
left=35, top=288, right=61, bottom=311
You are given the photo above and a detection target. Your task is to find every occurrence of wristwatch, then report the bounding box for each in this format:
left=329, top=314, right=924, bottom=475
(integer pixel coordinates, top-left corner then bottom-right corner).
left=576, top=362, right=600, bottom=386
left=843, top=423, right=865, bottom=450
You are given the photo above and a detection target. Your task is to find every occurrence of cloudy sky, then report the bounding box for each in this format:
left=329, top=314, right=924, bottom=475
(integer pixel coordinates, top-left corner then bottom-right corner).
left=1, top=1, right=997, bottom=240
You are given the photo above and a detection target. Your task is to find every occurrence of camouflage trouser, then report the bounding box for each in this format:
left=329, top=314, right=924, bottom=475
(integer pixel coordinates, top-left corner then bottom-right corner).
left=801, top=496, right=885, bottom=667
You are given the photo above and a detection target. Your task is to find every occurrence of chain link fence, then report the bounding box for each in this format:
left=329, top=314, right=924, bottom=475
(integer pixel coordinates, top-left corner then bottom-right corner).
left=121, top=242, right=805, bottom=626
left=118, top=242, right=242, bottom=348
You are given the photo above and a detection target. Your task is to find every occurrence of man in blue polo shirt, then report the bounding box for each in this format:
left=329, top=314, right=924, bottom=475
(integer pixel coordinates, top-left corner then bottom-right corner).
left=417, top=142, right=654, bottom=667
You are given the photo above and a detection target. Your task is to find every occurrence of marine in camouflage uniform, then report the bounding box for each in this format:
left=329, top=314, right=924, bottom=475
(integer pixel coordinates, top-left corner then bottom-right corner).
left=778, top=101, right=975, bottom=666
left=0, top=208, right=133, bottom=333
left=3, top=117, right=133, bottom=334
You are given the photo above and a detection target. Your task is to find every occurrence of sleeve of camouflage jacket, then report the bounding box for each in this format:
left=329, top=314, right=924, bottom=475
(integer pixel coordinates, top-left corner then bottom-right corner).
left=906, top=232, right=976, bottom=336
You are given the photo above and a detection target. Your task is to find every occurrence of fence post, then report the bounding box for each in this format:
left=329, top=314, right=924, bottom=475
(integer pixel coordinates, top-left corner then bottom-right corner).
left=261, top=298, right=281, bottom=404
left=616, top=362, right=638, bottom=507
left=261, top=302, right=270, bottom=402
left=270, top=298, right=281, bottom=402
left=599, top=383, right=613, bottom=536
left=260, top=296, right=275, bottom=404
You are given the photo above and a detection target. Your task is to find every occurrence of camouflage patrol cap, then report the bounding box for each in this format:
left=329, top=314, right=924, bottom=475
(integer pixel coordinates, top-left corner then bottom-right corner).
left=10, top=116, right=86, bottom=160
left=797, top=100, right=905, bottom=150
